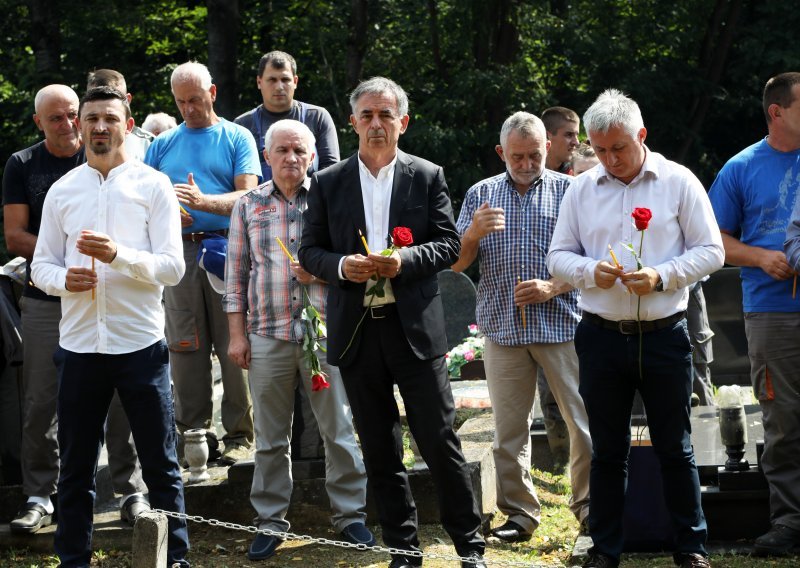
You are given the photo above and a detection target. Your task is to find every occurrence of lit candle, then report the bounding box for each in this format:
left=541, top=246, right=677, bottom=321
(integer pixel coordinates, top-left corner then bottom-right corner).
left=358, top=229, right=371, bottom=255
left=275, top=236, right=295, bottom=262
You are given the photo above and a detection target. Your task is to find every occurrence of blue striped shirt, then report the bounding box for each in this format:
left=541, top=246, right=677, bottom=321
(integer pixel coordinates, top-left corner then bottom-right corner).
left=456, top=170, right=580, bottom=345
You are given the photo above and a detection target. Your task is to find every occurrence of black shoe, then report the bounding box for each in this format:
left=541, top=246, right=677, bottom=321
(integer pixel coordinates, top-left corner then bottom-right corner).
left=339, top=522, right=376, bottom=547
left=120, top=495, right=151, bottom=526
left=461, top=550, right=487, bottom=567
left=10, top=503, right=53, bottom=534
left=388, top=554, right=422, bottom=568
left=583, top=552, right=619, bottom=568
left=674, top=552, right=711, bottom=568
left=490, top=520, right=532, bottom=542
left=754, top=524, right=800, bottom=556
left=248, top=533, right=283, bottom=561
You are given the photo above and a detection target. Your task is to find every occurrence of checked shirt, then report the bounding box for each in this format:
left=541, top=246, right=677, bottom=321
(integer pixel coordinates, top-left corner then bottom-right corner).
left=223, top=178, right=326, bottom=342
left=456, top=170, right=579, bottom=346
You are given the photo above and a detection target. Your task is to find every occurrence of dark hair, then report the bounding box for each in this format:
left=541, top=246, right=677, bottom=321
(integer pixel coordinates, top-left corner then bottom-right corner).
left=258, top=51, right=297, bottom=77
left=86, top=68, right=126, bottom=92
left=79, top=86, right=131, bottom=120
left=763, top=72, right=800, bottom=124
left=541, top=106, right=579, bottom=134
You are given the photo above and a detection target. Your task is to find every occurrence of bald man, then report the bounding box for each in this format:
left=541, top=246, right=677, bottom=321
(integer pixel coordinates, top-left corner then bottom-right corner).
left=2, top=85, right=145, bottom=534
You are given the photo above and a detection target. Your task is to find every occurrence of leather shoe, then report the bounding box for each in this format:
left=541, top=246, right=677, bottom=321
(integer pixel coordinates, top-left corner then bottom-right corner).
left=340, top=522, right=376, bottom=547
left=248, top=533, right=283, bottom=561
left=388, top=555, right=422, bottom=568
left=582, top=552, right=619, bottom=567
left=754, top=524, right=800, bottom=556
left=490, top=520, right=532, bottom=542
left=120, top=495, right=151, bottom=526
left=461, top=550, right=487, bottom=567
left=674, top=552, right=711, bottom=568
left=10, top=503, right=53, bottom=534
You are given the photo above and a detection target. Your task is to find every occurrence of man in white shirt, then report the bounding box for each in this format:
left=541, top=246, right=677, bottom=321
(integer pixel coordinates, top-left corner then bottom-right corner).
left=547, top=89, right=724, bottom=568
left=31, top=86, right=189, bottom=568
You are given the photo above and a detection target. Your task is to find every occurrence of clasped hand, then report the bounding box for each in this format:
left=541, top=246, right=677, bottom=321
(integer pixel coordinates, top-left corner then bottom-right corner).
left=66, top=230, right=117, bottom=292
left=594, top=261, right=660, bottom=296
left=344, top=251, right=402, bottom=282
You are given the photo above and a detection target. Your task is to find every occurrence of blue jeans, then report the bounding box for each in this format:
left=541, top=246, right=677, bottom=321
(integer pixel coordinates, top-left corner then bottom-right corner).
left=574, top=318, right=707, bottom=562
left=54, top=340, right=189, bottom=567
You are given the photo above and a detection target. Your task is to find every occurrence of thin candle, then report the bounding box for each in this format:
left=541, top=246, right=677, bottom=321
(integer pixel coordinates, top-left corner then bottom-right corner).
left=358, top=229, right=371, bottom=255
left=275, top=236, right=295, bottom=262
left=794, top=274, right=797, bottom=300
left=518, top=275, right=526, bottom=329
left=91, top=257, right=95, bottom=301
left=608, top=244, right=621, bottom=269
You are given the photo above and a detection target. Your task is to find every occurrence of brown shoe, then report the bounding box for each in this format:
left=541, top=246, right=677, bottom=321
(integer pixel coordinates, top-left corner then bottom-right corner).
left=219, top=443, right=252, bottom=465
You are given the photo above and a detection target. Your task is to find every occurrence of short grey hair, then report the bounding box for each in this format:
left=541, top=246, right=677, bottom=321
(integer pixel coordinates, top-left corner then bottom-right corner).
left=142, top=112, right=178, bottom=135
left=583, top=89, right=644, bottom=138
left=349, top=77, right=409, bottom=117
left=499, top=111, right=547, bottom=148
left=171, top=61, right=213, bottom=91
left=264, top=119, right=316, bottom=153
left=34, top=84, right=78, bottom=113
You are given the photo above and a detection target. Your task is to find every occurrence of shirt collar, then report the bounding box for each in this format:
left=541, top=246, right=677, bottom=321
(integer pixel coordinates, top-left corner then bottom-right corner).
left=596, top=145, right=657, bottom=186
left=266, top=176, right=310, bottom=200
left=357, top=154, right=398, bottom=181
left=503, top=169, right=544, bottom=193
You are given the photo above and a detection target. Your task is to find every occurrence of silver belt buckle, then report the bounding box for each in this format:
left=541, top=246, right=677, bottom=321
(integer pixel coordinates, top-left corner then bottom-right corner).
left=370, top=306, right=385, bottom=319
left=618, top=320, right=638, bottom=335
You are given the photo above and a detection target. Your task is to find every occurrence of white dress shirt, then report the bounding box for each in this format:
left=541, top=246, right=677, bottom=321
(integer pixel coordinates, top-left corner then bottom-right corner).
left=546, top=149, right=724, bottom=321
left=32, top=160, right=185, bottom=354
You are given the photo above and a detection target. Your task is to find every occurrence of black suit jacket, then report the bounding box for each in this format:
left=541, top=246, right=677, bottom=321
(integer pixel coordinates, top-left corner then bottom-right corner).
left=299, top=150, right=460, bottom=367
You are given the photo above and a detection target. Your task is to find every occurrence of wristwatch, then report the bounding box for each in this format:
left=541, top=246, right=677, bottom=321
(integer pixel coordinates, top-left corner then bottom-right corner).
left=654, top=275, right=664, bottom=292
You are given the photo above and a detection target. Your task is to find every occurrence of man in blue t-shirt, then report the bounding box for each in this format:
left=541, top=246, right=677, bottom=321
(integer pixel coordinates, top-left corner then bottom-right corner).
left=145, top=61, right=260, bottom=466
left=709, top=71, right=800, bottom=556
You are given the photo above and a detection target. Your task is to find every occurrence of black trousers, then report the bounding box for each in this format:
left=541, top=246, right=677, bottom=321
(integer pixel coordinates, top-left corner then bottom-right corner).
left=339, top=305, right=485, bottom=557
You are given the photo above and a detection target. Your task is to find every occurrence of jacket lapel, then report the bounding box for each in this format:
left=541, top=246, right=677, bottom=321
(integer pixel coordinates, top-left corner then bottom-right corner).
left=342, top=156, right=367, bottom=243
left=389, top=150, right=414, bottom=237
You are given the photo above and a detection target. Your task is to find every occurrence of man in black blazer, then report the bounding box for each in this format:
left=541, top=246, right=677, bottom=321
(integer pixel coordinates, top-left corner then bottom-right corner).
left=299, top=77, right=486, bottom=568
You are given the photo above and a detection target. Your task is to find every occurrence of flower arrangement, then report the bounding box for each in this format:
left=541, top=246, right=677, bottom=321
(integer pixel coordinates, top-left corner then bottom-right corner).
left=446, top=324, right=485, bottom=378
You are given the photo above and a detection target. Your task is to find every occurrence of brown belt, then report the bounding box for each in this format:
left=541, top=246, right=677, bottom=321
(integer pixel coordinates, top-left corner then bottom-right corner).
left=181, top=229, right=228, bottom=243
left=582, top=311, right=686, bottom=335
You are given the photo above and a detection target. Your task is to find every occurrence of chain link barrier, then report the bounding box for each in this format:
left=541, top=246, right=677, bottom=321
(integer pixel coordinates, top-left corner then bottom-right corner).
left=152, top=509, right=564, bottom=567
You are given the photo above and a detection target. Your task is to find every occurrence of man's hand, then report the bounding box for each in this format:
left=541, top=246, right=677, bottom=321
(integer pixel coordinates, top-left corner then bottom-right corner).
left=174, top=173, right=207, bottom=210
left=758, top=250, right=795, bottom=281
left=594, top=260, right=623, bottom=289
left=290, top=261, right=315, bottom=285
left=76, top=230, right=117, bottom=264
left=368, top=250, right=402, bottom=278
left=228, top=335, right=251, bottom=370
left=620, top=267, right=660, bottom=296
left=180, top=207, right=194, bottom=228
left=514, top=279, right=555, bottom=305
left=343, top=254, right=377, bottom=283
left=469, top=202, right=505, bottom=239
left=65, top=267, right=96, bottom=293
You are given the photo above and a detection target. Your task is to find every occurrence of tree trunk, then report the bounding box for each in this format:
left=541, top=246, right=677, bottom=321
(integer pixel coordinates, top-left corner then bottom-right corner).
left=346, top=0, right=368, bottom=92
left=427, top=0, right=447, bottom=80
left=207, top=0, right=240, bottom=119
left=27, top=0, right=62, bottom=86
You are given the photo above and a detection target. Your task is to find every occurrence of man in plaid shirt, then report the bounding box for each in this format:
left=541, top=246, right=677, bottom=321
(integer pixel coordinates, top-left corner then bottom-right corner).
left=453, top=111, right=591, bottom=542
left=223, top=119, right=372, bottom=561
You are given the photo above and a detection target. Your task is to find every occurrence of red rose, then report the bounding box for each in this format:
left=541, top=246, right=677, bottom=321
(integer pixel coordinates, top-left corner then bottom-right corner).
left=311, top=373, right=330, bottom=392
left=631, top=208, right=652, bottom=231
left=391, top=226, right=414, bottom=248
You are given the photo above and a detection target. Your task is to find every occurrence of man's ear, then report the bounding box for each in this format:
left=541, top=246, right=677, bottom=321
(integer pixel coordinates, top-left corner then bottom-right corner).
left=33, top=114, right=43, bottom=132
left=350, top=115, right=357, bottom=130
left=495, top=144, right=506, bottom=162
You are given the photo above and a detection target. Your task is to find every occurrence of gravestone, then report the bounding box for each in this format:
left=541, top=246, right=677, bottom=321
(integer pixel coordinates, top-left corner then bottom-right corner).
left=438, top=269, right=477, bottom=350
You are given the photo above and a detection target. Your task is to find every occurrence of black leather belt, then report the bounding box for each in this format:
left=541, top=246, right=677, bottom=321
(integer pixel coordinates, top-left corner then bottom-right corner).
left=582, top=311, right=686, bottom=335
left=182, top=229, right=229, bottom=242
left=368, top=304, right=396, bottom=319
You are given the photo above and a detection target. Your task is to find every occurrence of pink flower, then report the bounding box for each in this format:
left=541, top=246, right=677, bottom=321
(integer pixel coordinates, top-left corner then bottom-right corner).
left=468, top=324, right=478, bottom=334
left=464, top=350, right=475, bottom=361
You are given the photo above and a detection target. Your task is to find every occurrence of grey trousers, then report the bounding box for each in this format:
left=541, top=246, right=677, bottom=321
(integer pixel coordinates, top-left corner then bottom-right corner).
left=165, top=242, right=254, bottom=448
left=744, top=312, right=800, bottom=531
left=484, top=338, right=591, bottom=530
left=20, top=297, right=144, bottom=498
left=688, top=281, right=714, bottom=405
left=247, top=334, right=367, bottom=532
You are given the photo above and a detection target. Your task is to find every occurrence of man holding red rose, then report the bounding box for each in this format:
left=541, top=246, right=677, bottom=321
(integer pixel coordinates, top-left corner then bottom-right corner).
left=547, top=89, right=724, bottom=568
left=453, top=111, right=592, bottom=543
left=300, top=77, right=486, bottom=568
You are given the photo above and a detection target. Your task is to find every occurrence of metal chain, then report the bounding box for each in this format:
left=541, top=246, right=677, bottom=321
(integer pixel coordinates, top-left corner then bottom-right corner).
left=152, top=509, right=563, bottom=567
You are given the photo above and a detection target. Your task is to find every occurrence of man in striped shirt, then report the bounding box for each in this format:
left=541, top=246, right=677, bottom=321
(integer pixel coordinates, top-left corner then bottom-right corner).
left=453, top=111, right=591, bottom=542
left=223, top=119, right=372, bottom=561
